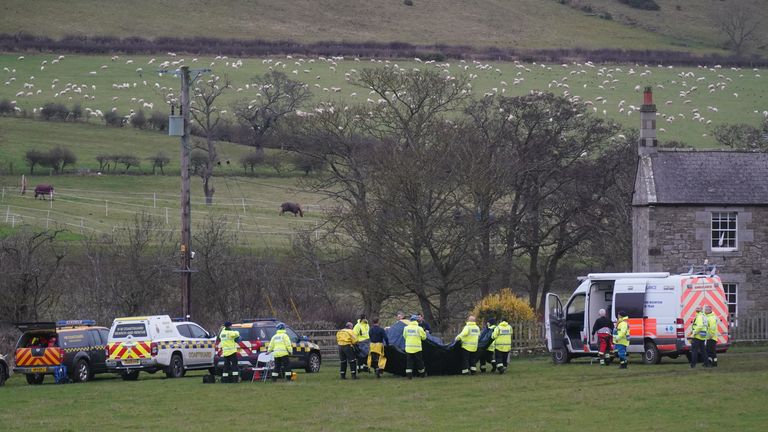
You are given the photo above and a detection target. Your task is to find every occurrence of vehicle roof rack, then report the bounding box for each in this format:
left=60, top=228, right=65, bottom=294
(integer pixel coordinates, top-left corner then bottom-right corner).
left=242, top=317, right=278, bottom=323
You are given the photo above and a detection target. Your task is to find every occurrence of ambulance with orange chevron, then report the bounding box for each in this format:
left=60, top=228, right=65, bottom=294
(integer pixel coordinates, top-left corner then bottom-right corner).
left=545, top=266, right=730, bottom=365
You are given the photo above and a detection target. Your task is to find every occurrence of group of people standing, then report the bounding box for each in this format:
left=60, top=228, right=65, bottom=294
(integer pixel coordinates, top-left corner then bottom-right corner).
left=590, top=305, right=720, bottom=370
left=336, top=313, right=513, bottom=379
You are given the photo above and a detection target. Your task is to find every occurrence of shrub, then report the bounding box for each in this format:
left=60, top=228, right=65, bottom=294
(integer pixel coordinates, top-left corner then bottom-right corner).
left=0, top=99, right=16, bottom=115
left=147, top=152, right=170, bottom=174
left=70, top=103, right=83, bottom=121
left=404, top=0, right=413, bottom=5
left=239, top=150, right=264, bottom=173
left=263, top=151, right=287, bottom=174
left=39, top=102, right=69, bottom=121
left=471, top=288, right=537, bottom=324
left=118, top=154, right=140, bottom=172
left=24, top=149, right=46, bottom=174
left=130, top=110, right=147, bottom=129
left=617, top=0, right=660, bottom=11
left=148, top=111, right=167, bottom=131
left=291, top=152, right=325, bottom=176
left=103, top=110, right=123, bottom=127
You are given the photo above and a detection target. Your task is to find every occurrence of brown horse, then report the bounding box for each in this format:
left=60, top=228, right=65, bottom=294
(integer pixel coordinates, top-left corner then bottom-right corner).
left=279, top=202, right=303, bottom=217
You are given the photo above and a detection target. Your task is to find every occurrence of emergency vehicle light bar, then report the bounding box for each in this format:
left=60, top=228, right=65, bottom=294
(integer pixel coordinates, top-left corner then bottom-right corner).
left=242, top=318, right=278, bottom=323
left=56, top=320, right=96, bottom=327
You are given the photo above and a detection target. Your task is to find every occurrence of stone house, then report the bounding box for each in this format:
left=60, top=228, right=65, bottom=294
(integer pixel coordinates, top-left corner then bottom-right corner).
left=632, top=88, right=768, bottom=317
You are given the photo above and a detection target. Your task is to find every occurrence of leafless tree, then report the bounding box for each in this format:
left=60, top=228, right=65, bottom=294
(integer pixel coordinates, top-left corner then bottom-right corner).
left=190, top=74, right=230, bottom=205
left=713, top=3, right=762, bottom=57
left=0, top=227, right=66, bottom=322
left=233, top=71, right=312, bottom=151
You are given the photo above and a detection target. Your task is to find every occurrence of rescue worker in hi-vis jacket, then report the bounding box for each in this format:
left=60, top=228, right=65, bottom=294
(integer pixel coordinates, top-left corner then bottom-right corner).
left=492, top=319, right=513, bottom=374
left=704, top=305, right=719, bottom=368
left=219, top=321, right=241, bottom=383
left=267, top=322, right=293, bottom=382
left=336, top=322, right=358, bottom=379
left=592, top=308, right=614, bottom=366
left=455, top=315, right=481, bottom=375
left=403, top=315, right=427, bottom=379
left=353, top=314, right=370, bottom=372
left=690, top=306, right=708, bottom=368
left=613, top=311, right=630, bottom=369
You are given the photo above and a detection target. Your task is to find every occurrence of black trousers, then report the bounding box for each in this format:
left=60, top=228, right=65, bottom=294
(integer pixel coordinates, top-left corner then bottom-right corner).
left=690, top=339, right=706, bottom=366
left=406, top=351, right=425, bottom=376
left=461, top=349, right=477, bottom=373
left=370, top=352, right=382, bottom=371
left=223, top=353, right=238, bottom=381
left=479, top=350, right=496, bottom=370
left=705, top=339, right=718, bottom=366
left=272, top=356, right=292, bottom=380
left=339, top=345, right=357, bottom=376
left=495, top=350, right=509, bottom=369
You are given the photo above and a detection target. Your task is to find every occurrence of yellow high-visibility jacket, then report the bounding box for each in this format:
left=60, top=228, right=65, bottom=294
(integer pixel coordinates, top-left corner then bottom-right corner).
left=336, top=328, right=358, bottom=346
left=403, top=321, right=427, bottom=354
left=455, top=322, right=481, bottom=352
left=492, top=321, right=513, bottom=352
left=268, top=330, right=292, bottom=358
left=706, top=312, right=719, bottom=342
left=614, top=317, right=630, bottom=347
left=219, top=328, right=241, bottom=357
left=692, top=312, right=708, bottom=341
left=354, top=319, right=370, bottom=342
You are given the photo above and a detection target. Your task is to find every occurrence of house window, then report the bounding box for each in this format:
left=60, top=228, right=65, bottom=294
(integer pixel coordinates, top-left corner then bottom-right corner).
left=723, top=283, right=738, bottom=318
left=711, top=212, right=737, bottom=251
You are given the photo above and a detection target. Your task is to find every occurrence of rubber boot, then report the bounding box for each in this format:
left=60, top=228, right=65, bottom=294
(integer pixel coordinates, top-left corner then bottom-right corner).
left=619, top=361, right=627, bottom=369
left=340, top=373, right=346, bottom=380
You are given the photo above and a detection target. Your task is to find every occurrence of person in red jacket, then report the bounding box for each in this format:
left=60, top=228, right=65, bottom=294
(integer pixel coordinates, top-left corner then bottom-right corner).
left=591, top=308, right=614, bottom=366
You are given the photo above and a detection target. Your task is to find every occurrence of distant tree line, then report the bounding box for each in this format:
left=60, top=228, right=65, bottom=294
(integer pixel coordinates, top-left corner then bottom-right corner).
left=1, top=32, right=766, bottom=66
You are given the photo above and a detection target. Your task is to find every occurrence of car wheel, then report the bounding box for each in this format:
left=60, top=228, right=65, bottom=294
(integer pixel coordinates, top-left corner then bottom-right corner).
left=643, top=342, right=660, bottom=365
left=552, top=347, right=571, bottom=364
left=121, top=370, right=140, bottom=381
left=166, top=354, right=184, bottom=378
left=305, top=352, right=321, bottom=373
left=26, top=373, right=45, bottom=385
left=0, top=363, right=7, bottom=386
left=74, top=359, right=91, bottom=383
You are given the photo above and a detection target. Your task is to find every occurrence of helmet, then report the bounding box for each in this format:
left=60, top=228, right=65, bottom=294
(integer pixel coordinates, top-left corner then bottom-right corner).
left=410, top=314, right=420, bottom=321
left=276, top=322, right=285, bottom=330
left=618, top=311, right=627, bottom=317
left=224, top=321, right=232, bottom=328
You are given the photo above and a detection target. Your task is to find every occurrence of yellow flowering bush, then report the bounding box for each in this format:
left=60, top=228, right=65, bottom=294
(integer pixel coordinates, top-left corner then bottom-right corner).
left=471, top=288, right=537, bottom=324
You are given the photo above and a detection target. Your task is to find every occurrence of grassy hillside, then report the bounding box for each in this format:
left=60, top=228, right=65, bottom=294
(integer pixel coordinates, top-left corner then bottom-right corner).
left=1, top=53, right=766, bottom=146
left=0, top=0, right=736, bottom=53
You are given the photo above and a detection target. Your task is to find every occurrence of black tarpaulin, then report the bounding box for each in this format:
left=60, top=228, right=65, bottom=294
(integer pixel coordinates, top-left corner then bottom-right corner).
left=383, top=321, right=492, bottom=376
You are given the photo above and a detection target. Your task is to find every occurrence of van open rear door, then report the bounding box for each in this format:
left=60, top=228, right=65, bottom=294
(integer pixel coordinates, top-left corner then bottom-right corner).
left=545, top=293, right=565, bottom=353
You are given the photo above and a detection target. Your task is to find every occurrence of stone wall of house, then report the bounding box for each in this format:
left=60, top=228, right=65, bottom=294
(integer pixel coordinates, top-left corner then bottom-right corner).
left=633, top=205, right=768, bottom=315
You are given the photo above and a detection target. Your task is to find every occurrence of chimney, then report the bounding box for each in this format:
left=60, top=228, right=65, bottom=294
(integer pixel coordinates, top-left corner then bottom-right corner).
left=638, top=86, right=657, bottom=155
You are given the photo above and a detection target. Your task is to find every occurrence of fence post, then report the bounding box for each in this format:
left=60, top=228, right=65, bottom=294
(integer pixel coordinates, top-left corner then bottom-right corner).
left=153, top=192, right=157, bottom=208
left=4, top=205, right=8, bottom=223
left=80, top=217, right=84, bottom=230
left=106, top=200, right=109, bottom=216
left=165, top=207, right=169, bottom=225
left=242, top=198, right=246, bottom=213
left=1, top=186, right=4, bottom=201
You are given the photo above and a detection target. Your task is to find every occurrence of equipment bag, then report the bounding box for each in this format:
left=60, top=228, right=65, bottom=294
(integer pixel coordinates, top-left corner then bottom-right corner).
left=202, top=374, right=217, bottom=384
left=53, top=365, right=70, bottom=384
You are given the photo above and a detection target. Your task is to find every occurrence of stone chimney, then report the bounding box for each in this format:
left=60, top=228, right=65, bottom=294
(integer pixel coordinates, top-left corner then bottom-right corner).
left=638, top=86, right=657, bottom=155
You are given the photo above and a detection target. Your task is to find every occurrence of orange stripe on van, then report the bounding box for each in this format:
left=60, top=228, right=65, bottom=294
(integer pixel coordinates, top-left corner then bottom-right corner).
left=644, top=318, right=657, bottom=337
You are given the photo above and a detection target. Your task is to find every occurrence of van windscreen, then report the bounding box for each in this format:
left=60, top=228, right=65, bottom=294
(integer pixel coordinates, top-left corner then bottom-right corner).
left=112, top=323, right=148, bottom=338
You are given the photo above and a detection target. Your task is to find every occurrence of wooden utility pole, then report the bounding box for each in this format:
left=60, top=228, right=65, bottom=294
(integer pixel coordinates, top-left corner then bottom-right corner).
left=179, top=66, right=192, bottom=318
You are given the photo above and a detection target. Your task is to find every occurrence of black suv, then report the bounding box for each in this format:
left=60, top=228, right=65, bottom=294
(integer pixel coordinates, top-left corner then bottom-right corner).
left=14, top=320, right=110, bottom=384
left=214, top=319, right=322, bottom=375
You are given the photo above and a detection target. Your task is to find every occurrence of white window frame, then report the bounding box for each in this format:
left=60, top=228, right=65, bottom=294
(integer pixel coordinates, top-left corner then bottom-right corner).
left=711, top=212, right=738, bottom=252
left=722, top=283, right=738, bottom=319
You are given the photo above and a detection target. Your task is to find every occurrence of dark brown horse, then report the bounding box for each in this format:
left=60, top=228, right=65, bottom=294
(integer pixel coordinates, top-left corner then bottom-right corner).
left=34, top=184, right=55, bottom=200
left=279, top=202, right=303, bottom=217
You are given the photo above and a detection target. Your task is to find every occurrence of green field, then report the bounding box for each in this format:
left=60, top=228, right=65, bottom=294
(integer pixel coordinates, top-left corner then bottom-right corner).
left=1, top=54, right=766, bottom=147
left=0, top=0, right=743, bottom=52
left=1, top=349, right=767, bottom=431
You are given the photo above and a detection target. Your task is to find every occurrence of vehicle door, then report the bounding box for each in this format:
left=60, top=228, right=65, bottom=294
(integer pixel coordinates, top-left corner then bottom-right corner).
left=187, top=323, right=215, bottom=366
left=564, top=293, right=587, bottom=352
left=175, top=324, right=194, bottom=365
left=284, top=327, right=303, bottom=368
left=108, top=321, right=152, bottom=367
left=612, top=279, right=648, bottom=352
left=59, top=330, right=89, bottom=369
left=87, top=329, right=107, bottom=372
left=545, top=293, right=565, bottom=353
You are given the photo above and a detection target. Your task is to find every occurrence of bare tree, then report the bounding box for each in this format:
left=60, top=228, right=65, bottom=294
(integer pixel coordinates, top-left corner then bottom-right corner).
left=714, top=4, right=762, bottom=57
left=190, top=74, right=230, bottom=205
left=234, top=71, right=312, bottom=151
left=713, top=123, right=768, bottom=151
left=0, top=228, right=66, bottom=322
left=148, top=152, right=170, bottom=175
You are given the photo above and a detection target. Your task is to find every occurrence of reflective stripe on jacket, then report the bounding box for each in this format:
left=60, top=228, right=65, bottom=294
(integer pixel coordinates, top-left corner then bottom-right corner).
left=219, top=328, right=241, bottom=357
left=268, top=330, right=292, bottom=358
left=403, top=321, right=427, bottom=354
left=336, top=328, right=358, bottom=346
left=492, top=321, right=513, bottom=352
left=456, top=322, right=480, bottom=352
left=613, top=317, right=630, bottom=347
left=353, top=320, right=370, bottom=342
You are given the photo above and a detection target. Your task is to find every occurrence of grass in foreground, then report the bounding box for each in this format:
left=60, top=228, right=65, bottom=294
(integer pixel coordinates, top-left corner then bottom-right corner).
left=0, top=350, right=766, bottom=431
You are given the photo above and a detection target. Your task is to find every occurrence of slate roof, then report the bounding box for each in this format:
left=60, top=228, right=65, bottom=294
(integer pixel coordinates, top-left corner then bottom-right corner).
left=634, top=149, right=768, bottom=205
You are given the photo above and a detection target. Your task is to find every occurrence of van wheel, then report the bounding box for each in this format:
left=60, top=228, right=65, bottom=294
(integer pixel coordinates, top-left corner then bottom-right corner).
left=74, top=359, right=91, bottom=383
left=305, top=352, right=321, bottom=373
left=166, top=354, right=184, bottom=378
left=643, top=342, right=660, bottom=365
left=552, top=347, right=571, bottom=364
left=121, top=370, right=140, bottom=381
left=26, top=373, right=45, bottom=385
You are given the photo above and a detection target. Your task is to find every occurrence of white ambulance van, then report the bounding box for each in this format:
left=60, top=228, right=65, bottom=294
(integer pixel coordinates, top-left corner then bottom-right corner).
left=106, top=315, right=216, bottom=380
left=545, top=272, right=730, bottom=365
